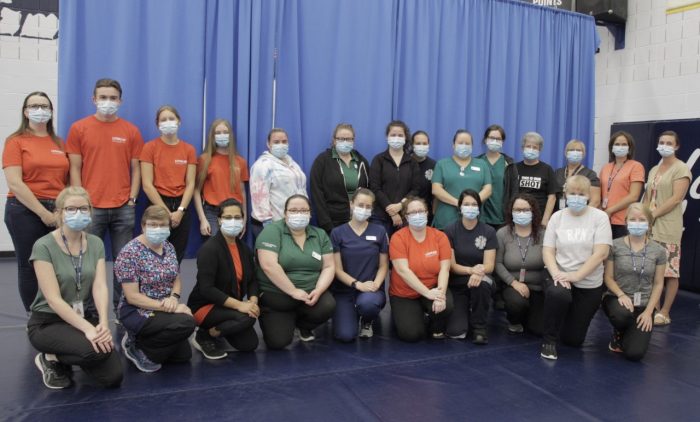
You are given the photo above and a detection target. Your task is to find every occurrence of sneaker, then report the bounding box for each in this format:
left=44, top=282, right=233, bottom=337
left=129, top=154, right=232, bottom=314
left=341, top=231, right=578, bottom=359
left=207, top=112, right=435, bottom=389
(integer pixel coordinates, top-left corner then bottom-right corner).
left=540, top=342, right=558, bottom=360
left=447, top=332, right=466, bottom=339
left=297, top=328, right=315, bottom=342
left=608, top=330, right=623, bottom=353
left=122, top=333, right=162, bottom=373
left=35, top=353, right=71, bottom=389
left=358, top=318, right=374, bottom=339
left=508, top=324, right=524, bottom=334
left=472, top=332, right=489, bottom=345
left=192, top=330, right=228, bottom=360
left=432, top=332, right=446, bottom=339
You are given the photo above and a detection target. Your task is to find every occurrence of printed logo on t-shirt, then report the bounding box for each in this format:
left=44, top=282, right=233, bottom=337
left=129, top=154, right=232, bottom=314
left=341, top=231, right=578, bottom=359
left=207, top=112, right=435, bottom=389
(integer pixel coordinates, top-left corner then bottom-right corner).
left=563, top=228, right=590, bottom=243
left=474, top=235, right=487, bottom=250
left=50, top=149, right=64, bottom=155
left=111, top=137, right=127, bottom=144
left=425, top=250, right=438, bottom=257
left=174, top=159, right=188, bottom=166
left=520, top=176, right=541, bottom=189
left=425, top=169, right=433, bottom=181
left=261, top=242, right=277, bottom=249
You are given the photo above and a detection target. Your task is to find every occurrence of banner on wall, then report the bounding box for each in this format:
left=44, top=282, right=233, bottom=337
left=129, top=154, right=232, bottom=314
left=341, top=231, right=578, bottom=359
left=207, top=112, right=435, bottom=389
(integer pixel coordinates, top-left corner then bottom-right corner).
left=668, top=0, right=700, bottom=14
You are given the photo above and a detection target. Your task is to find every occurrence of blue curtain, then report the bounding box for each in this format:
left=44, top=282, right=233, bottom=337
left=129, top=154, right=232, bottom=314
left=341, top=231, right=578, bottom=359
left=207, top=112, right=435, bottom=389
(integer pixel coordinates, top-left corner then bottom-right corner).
left=58, top=0, right=207, bottom=257
left=393, top=0, right=598, bottom=168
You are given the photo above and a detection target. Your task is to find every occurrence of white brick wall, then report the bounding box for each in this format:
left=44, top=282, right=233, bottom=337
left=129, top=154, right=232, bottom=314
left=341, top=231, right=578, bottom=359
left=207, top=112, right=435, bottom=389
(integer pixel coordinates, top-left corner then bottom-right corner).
left=594, top=1, right=700, bottom=172
left=0, top=7, right=59, bottom=251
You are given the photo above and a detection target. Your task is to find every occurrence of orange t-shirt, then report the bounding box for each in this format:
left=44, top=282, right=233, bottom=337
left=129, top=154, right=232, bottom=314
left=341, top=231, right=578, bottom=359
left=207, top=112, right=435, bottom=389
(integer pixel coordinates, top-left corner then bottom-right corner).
left=599, top=160, right=645, bottom=225
left=2, top=134, right=68, bottom=199
left=389, top=227, right=452, bottom=299
left=228, top=242, right=244, bottom=295
left=65, top=116, right=144, bottom=208
left=140, top=138, right=197, bottom=197
left=201, top=153, right=250, bottom=205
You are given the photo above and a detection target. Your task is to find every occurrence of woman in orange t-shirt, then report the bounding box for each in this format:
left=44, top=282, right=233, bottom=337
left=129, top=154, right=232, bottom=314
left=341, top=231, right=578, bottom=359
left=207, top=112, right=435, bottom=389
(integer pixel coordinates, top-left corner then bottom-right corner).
left=193, top=119, right=249, bottom=238
left=140, top=105, right=197, bottom=263
left=599, top=131, right=645, bottom=239
left=389, top=196, right=453, bottom=342
left=2, top=91, right=68, bottom=312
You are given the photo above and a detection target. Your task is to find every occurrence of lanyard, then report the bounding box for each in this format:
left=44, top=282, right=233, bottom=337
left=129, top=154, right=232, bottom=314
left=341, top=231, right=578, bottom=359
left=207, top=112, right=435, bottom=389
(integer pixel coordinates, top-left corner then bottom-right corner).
left=516, top=235, right=531, bottom=264
left=60, top=229, right=84, bottom=293
left=607, top=161, right=626, bottom=191
left=565, top=164, right=582, bottom=180
left=628, top=239, right=648, bottom=284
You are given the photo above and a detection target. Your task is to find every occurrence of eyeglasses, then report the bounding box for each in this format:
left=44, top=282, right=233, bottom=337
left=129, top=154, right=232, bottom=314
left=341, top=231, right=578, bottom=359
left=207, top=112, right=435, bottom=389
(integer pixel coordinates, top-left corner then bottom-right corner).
left=145, top=222, right=169, bottom=229
left=63, top=206, right=90, bottom=215
left=221, top=216, right=244, bottom=221
left=26, top=104, right=51, bottom=111
left=405, top=210, right=427, bottom=217
left=512, top=208, right=532, bottom=213
left=335, top=137, right=355, bottom=142
left=287, top=209, right=311, bottom=214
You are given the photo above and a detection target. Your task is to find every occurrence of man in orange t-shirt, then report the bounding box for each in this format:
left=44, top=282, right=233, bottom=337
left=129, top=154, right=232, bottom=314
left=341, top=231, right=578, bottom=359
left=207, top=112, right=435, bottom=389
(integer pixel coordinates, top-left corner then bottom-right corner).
left=65, top=78, right=144, bottom=309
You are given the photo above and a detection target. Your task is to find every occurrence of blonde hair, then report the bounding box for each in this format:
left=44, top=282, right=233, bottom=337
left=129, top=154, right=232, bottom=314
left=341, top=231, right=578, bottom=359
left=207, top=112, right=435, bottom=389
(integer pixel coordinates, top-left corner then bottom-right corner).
left=56, top=186, right=92, bottom=209
left=565, top=175, right=591, bottom=194
left=141, top=205, right=171, bottom=227
left=332, top=123, right=355, bottom=145
left=626, top=202, right=654, bottom=227
left=565, top=139, right=586, bottom=155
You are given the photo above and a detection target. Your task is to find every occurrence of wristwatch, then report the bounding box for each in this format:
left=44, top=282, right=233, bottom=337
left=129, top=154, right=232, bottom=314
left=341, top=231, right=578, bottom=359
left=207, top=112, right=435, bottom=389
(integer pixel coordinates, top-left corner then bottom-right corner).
left=177, top=206, right=185, bottom=212
left=128, top=197, right=137, bottom=204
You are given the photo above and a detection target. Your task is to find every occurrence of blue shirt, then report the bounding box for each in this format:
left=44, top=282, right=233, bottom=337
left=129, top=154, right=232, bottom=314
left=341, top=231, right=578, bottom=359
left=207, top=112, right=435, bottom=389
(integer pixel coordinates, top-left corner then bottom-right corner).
left=330, top=222, right=389, bottom=293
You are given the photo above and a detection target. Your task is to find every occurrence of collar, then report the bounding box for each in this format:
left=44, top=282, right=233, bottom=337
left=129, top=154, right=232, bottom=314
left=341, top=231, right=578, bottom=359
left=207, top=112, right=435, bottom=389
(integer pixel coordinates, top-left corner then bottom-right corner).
left=281, top=220, right=318, bottom=239
left=331, top=147, right=358, bottom=162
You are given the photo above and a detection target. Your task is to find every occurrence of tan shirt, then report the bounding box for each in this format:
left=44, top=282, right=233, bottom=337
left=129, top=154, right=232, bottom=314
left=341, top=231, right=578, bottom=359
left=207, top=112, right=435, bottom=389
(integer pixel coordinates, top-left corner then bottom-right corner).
left=646, top=160, right=692, bottom=244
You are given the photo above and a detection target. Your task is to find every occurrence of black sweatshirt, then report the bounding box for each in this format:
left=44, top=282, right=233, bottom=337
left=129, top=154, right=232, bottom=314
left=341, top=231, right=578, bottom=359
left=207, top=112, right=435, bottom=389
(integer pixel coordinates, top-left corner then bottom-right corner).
left=369, top=149, right=422, bottom=223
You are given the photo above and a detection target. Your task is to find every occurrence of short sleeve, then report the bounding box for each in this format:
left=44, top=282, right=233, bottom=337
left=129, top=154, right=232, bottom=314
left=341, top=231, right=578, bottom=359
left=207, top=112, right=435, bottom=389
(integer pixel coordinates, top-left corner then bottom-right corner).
left=547, top=165, right=559, bottom=194
left=317, top=228, right=334, bottom=255
left=114, top=243, right=138, bottom=284
left=485, top=225, right=498, bottom=250
left=607, top=241, right=617, bottom=262
left=654, top=242, right=668, bottom=266
left=2, top=137, right=22, bottom=168
left=594, top=211, right=613, bottom=246
left=330, top=226, right=342, bottom=252
left=389, top=231, right=408, bottom=260
left=482, top=160, right=493, bottom=185
left=237, top=155, right=250, bottom=182
left=436, top=230, right=452, bottom=260
left=379, top=227, right=389, bottom=254
left=255, top=223, right=283, bottom=252
left=673, top=162, right=692, bottom=181
left=432, top=160, right=445, bottom=185
left=443, top=223, right=456, bottom=247
left=187, top=144, right=198, bottom=165
left=139, top=141, right=154, bottom=163
left=586, top=168, right=601, bottom=187
left=65, top=122, right=82, bottom=155
left=543, top=212, right=560, bottom=247
left=130, top=126, right=145, bottom=158
left=630, top=161, right=646, bottom=183
left=29, top=238, right=52, bottom=263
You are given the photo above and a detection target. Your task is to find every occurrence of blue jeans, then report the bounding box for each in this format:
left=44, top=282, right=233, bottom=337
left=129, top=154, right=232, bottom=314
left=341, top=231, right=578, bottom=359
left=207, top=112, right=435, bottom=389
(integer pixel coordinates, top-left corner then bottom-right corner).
left=87, top=203, right=136, bottom=309
left=332, top=289, right=386, bottom=342
left=4, top=197, right=55, bottom=311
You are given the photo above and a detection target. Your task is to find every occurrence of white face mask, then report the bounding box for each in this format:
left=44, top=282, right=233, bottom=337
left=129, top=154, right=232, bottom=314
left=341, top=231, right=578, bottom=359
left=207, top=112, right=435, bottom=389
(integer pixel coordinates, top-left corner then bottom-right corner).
left=27, top=108, right=52, bottom=123
left=352, top=207, right=372, bottom=222
left=286, top=213, right=310, bottom=231
left=96, top=100, right=119, bottom=115
left=159, top=120, right=178, bottom=135
left=215, top=133, right=230, bottom=147
left=387, top=136, right=405, bottom=150
left=220, top=218, right=244, bottom=237
left=413, top=144, right=429, bottom=158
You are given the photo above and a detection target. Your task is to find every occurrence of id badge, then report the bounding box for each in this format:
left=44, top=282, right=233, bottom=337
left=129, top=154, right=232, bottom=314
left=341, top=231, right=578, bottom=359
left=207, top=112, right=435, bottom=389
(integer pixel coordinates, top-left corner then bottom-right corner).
left=519, top=268, right=526, bottom=283
left=633, top=292, right=641, bottom=307
left=602, top=198, right=608, bottom=209
left=558, top=198, right=566, bottom=210
left=72, top=300, right=84, bottom=317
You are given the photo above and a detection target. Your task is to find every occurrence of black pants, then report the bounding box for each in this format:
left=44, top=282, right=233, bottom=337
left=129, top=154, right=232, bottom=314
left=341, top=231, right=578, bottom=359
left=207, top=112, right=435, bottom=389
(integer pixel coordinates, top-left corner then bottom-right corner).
left=4, top=197, right=55, bottom=311
left=543, top=281, right=603, bottom=346
left=602, top=296, right=652, bottom=361
left=503, top=286, right=544, bottom=335
left=27, top=312, right=123, bottom=387
left=446, top=282, right=493, bottom=337
left=155, top=195, right=191, bottom=263
left=390, top=291, right=454, bottom=342
left=611, top=224, right=627, bottom=240
left=259, top=290, right=336, bottom=350
left=200, top=306, right=259, bottom=352
left=136, top=312, right=195, bottom=364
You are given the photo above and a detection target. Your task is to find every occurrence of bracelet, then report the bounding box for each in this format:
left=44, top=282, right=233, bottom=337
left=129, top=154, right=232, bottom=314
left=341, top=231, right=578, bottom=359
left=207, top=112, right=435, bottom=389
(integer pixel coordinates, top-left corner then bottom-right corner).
left=171, top=292, right=181, bottom=299
left=617, top=293, right=626, bottom=299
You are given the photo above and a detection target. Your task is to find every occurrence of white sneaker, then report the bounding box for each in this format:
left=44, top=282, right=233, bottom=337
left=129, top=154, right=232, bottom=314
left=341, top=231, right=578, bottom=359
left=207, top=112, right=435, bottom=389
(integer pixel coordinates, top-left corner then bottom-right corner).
left=508, top=324, right=524, bottom=334
left=358, top=318, right=373, bottom=338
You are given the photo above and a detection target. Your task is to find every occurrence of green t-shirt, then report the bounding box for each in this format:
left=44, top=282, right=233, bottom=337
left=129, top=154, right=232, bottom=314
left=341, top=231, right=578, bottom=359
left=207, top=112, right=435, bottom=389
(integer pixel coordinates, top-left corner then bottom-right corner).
left=432, top=157, right=492, bottom=229
left=332, top=148, right=360, bottom=199
left=482, top=155, right=506, bottom=225
left=255, top=220, right=333, bottom=293
left=29, top=232, right=105, bottom=314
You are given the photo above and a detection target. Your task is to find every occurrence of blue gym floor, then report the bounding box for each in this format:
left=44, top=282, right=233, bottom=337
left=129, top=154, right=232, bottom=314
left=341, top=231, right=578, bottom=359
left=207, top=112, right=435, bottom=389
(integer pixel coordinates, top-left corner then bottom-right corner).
left=1, top=257, right=699, bottom=421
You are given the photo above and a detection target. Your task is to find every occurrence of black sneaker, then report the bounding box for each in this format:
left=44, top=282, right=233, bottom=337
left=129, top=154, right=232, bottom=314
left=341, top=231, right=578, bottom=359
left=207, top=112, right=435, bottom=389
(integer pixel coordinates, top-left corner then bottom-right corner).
left=358, top=318, right=373, bottom=339
left=34, top=353, right=72, bottom=389
left=297, top=328, right=315, bottom=342
left=192, top=330, right=228, bottom=360
left=609, top=330, right=623, bottom=353
left=472, top=332, right=489, bottom=345
left=540, top=342, right=558, bottom=360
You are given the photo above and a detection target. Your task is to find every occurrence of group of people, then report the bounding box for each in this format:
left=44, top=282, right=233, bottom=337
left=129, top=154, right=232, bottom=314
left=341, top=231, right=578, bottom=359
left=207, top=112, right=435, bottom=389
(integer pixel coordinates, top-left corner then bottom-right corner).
left=3, top=79, right=691, bottom=390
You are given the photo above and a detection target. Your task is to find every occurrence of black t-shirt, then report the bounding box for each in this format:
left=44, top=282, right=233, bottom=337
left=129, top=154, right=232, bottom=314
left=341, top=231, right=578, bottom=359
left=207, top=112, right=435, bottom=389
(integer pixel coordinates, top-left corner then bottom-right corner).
left=553, top=166, right=601, bottom=211
left=444, top=220, right=497, bottom=286
left=415, top=156, right=436, bottom=215
left=516, top=161, right=558, bottom=214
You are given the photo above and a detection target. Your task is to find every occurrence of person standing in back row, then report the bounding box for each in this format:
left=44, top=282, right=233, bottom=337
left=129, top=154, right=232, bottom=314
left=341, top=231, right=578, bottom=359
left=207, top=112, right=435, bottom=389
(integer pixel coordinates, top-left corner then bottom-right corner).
left=66, top=79, right=144, bottom=311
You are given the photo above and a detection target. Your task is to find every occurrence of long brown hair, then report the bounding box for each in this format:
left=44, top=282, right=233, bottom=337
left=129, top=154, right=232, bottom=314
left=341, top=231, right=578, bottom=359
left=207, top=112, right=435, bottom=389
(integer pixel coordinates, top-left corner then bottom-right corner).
left=504, top=193, right=542, bottom=242
left=197, top=119, right=240, bottom=192
left=9, top=91, right=61, bottom=148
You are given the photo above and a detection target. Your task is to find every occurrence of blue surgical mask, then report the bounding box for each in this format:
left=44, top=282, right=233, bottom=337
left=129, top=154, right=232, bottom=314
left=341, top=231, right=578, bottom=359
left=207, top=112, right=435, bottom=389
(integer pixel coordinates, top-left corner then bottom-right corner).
left=413, top=144, right=429, bottom=158
left=388, top=136, right=405, bottom=150
left=627, top=221, right=649, bottom=237
left=145, top=227, right=170, bottom=245
left=64, top=213, right=91, bottom=231
left=353, top=207, right=372, bottom=222
left=221, top=219, right=244, bottom=237
left=566, top=195, right=588, bottom=212
left=657, top=144, right=675, bottom=158
left=612, top=145, right=629, bottom=157
left=159, top=121, right=178, bottom=135
left=566, top=151, right=583, bottom=164
left=28, top=108, right=52, bottom=124
left=454, top=144, right=472, bottom=159
left=96, top=100, right=119, bottom=116
left=335, top=141, right=354, bottom=154
left=512, top=211, right=533, bottom=226
left=523, top=148, right=540, bottom=161
left=287, top=213, right=310, bottom=231
left=407, top=212, right=428, bottom=228
left=270, top=143, right=289, bottom=159
left=486, top=139, right=503, bottom=153
left=214, top=133, right=229, bottom=148
left=460, top=205, right=479, bottom=220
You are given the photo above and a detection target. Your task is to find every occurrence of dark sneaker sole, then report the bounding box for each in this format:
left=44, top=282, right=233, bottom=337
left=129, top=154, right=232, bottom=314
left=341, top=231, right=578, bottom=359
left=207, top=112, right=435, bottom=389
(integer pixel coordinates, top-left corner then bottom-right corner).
left=121, top=335, right=161, bottom=373
left=191, top=338, right=228, bottom=360
left=34, top=354, right=70, bottom=389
